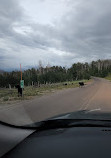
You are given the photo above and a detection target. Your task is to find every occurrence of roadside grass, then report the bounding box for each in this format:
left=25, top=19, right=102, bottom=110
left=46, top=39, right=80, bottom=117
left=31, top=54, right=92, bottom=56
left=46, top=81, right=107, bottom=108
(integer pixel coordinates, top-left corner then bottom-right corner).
left=0, top=80, right=90, bottom=104
left=105, top=74, right=111, bottom=81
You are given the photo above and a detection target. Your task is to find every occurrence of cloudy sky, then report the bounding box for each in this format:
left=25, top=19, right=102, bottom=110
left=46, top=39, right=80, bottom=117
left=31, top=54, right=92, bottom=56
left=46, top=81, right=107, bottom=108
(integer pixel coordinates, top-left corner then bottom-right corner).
left=0, top=0, right=111, bottom=70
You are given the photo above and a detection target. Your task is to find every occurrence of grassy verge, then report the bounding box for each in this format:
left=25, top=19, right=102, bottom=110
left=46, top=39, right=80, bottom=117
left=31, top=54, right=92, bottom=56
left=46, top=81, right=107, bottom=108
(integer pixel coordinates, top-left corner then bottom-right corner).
left=105, top=74, right=111, bottom=81
left=0, top=80, right=90, bottom=104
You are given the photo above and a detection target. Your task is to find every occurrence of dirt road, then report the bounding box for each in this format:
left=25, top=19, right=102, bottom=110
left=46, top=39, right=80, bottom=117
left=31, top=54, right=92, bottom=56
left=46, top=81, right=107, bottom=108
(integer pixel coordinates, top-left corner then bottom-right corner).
left=0, top=78, right=111, bottom=125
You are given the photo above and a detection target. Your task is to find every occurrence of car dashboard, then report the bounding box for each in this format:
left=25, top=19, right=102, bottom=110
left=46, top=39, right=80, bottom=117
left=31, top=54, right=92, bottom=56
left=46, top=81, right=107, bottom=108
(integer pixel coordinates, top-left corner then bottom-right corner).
left=1, top=125, right=111, bottom=158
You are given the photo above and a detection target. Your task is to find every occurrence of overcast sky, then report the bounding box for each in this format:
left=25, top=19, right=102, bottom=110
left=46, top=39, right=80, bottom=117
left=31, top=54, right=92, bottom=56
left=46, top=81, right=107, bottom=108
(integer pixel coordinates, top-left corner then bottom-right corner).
left=0, top=0, right=111, bottom=70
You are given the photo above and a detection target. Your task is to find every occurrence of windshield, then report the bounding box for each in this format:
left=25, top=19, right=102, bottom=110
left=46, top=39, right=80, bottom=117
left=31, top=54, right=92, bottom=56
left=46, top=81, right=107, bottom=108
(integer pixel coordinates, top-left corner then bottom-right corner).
left=0, top=0, right=111, bottom=126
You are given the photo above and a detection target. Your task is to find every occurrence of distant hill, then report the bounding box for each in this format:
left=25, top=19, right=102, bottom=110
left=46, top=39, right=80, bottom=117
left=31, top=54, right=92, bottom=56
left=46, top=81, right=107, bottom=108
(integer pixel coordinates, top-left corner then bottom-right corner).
left=0, top=69, right=5, bottom=74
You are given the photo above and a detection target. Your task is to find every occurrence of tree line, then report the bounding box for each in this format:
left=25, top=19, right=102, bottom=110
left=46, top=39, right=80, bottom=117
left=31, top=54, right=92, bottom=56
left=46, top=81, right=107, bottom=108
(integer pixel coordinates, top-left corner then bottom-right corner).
left=0, top=59, right=111, bottom=88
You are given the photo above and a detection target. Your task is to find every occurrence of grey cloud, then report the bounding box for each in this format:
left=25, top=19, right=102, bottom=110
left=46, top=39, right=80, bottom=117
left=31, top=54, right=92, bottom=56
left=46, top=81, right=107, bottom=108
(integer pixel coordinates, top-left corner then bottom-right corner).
left=1, top=0, right=111, bottom=70
left=56, top=0, right=111, bottom=58
left=0, top=0, right=23, bottom=36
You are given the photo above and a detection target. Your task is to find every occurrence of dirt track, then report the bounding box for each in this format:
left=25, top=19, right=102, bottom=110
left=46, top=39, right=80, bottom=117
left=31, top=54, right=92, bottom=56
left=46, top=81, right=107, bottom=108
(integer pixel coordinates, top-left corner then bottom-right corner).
left=0, top=78, right=111, bottom=125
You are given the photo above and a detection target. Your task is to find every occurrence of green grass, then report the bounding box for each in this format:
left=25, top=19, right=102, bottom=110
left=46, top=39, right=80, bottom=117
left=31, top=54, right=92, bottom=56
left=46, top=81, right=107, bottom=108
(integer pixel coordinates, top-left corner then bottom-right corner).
left=105, top=74, right=111, bottom=81
left=0, top=80, right=90, bottom=103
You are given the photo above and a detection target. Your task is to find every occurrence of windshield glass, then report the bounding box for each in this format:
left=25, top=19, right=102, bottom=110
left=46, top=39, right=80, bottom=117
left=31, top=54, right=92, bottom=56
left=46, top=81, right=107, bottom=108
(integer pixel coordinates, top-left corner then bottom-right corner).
left=0, top=0, right=111, bottom=126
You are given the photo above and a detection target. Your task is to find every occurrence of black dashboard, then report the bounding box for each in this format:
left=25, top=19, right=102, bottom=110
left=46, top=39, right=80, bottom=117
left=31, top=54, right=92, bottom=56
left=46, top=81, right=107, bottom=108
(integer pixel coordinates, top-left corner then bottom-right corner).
left=2, top=126, right=111, bottom=158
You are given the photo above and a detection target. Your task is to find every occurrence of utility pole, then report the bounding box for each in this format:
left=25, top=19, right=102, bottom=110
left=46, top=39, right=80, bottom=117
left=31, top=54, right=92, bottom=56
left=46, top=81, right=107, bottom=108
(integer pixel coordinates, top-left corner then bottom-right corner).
left=20, top=64, right=22, bottom=80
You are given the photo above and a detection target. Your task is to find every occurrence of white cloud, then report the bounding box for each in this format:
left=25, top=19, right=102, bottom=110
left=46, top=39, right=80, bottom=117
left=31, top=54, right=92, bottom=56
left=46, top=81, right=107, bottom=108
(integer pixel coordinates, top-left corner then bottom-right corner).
left=0, top=0, right=111, bottom=70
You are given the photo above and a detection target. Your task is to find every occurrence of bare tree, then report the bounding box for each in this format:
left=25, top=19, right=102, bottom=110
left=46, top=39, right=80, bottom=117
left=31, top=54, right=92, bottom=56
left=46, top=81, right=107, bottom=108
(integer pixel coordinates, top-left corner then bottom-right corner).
left=38, top=60, right=42, bottom=74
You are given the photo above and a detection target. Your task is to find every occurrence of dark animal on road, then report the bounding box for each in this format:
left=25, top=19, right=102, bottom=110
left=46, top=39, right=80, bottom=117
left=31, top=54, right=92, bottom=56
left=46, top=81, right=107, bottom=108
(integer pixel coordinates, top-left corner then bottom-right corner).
left=79, top=82, right=84, bottom=87
left=15, top=85, right=22, bottom=97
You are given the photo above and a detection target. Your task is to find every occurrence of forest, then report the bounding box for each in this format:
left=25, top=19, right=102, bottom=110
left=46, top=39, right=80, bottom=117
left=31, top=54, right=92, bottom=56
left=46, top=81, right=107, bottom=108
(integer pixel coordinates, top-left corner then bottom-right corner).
left=0, top=59, right=111, bottom=88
